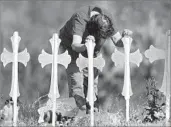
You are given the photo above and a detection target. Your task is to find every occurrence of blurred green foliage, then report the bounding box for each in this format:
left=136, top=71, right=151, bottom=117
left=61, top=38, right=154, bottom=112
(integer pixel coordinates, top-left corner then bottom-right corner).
left=0, top=1, right=170, bottom=110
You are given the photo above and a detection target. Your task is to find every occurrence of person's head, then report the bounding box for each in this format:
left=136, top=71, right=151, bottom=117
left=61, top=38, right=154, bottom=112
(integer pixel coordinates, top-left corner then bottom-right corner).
left=86, top=14, right=114, bottom=40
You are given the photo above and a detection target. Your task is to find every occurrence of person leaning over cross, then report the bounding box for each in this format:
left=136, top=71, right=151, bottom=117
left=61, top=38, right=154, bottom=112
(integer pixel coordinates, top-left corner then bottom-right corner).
left=58, top=5, right=132, bottom=112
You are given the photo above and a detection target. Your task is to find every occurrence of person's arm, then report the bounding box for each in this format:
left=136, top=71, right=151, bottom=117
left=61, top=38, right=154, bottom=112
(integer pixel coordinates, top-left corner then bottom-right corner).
left=111, top=31, right=123, bottom=47
left=71, top=35, right=86, bottom=52
left=99, top=7, right=123, bottom=47
left=71, top=9, right=88, bottom=52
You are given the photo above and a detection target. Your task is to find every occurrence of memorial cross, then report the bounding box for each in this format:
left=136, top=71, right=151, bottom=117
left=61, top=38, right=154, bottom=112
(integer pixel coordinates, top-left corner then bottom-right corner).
left=144, top=30, right=170, bottom=122
left=38, top=33, right=71, bottom=126
left=76, top=35, right=105, bottom=126
left=111, top=35, right=143, bottom=122
left=1, top=31, right=30, bottom=126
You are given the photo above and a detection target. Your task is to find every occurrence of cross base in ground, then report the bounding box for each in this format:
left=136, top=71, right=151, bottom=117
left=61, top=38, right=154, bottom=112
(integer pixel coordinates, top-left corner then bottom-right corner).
left=38, top=97, right=78, bottom=123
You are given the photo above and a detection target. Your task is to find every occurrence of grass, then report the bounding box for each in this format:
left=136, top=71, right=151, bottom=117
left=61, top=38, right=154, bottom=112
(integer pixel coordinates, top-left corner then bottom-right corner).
left=1, top=100, right=169, bottom=126
left=18, top=103, right=39, bottom=126
left=15, top=108, right=169, bottom=126
left=0, top=78, right=170, bottom=126
left=70, top=112, right=168, bottom=127
left=12, top=98, right=169, bottom=126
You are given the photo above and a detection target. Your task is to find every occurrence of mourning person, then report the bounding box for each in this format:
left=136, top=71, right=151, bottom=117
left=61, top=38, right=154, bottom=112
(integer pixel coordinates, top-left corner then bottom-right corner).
left=59, top=5, right=132, bottom=112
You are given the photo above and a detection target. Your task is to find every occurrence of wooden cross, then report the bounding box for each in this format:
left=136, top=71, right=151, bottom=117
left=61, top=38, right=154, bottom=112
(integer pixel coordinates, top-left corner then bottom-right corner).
left=0, top=31, right=30, bottom=126
left=144, top=30, right=170, bottom=122
left=38, top=33, right=71, bottom=126
left=76, top=35, right=105, bottom=126
left=111, top=35, right=143, bottom=122
left=76, top=53, right=105, bottom=72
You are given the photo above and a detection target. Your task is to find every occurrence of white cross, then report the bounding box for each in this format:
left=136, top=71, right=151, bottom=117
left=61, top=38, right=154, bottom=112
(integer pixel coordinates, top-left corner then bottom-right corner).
left=76, top=35, right=105, bottom=126
left=38, top=33, right=71, bottom=126
left=0, top=31, right=30, bottom=126
left=111, top=36, right=143, bottom=122
left=76, top=53, right=105, bottom=72
left=144, top=30, right=170, bottom=122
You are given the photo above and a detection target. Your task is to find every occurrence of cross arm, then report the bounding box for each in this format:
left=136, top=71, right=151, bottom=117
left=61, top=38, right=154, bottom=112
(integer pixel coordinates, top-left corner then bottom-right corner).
left=57, top=51, right=71, bottom=69
left=18, top=48, right=30, bottom=66
left=76, top=53, right=105, bottom=72
left=38, top=50, right=52, bottom=68
left=130, top=49, right=143, bottom=67
left=111, top=48, right=124, bottom=66
left=144, top=45, right=165, bottom=63
left=1, top=48, right=13, bottom=67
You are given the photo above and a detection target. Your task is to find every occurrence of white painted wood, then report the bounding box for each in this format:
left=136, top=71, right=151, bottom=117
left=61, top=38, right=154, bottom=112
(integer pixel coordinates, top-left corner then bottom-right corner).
left=144, top=45, right=165, bottom=63
left=85, top=35, right=95, bottom=126
left=144, top=30, right=171, bottom=123
left=76, top=42, right=105, bottom=107
left=38, top=34, right=71, bottom=125
left=18, top=48, right=30, bottom=66
left=159, top=30, right=170, bottom=122
left=76, top=35, right=106, bottom=126
left=111, top=48, right=124, bottom=67
left=76, top=53, right=105, bottom=72
left=49, top=34, right=61, bottom=107
left=38, top=50, right=70, bottom=69
left=0, top=31, right=30, bottom=126
left=52, top=34, right=58, bottom=126
left=111, top=36, right=142, bottom=122
left=11, top=32, right=19, bottom=127
left=130, top=49, right=143, bottom=67
left=123, top=37, right=132, bottom=122
left=38, top=35, right=71, bottom=100
left=165, top=30, right=170, bottom=122
left=112, top=48, right=142, bottom=67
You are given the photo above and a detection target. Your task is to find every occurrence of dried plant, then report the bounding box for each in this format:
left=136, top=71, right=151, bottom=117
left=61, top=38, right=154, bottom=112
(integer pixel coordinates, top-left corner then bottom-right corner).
left=142, top=77, right=166, bottom=123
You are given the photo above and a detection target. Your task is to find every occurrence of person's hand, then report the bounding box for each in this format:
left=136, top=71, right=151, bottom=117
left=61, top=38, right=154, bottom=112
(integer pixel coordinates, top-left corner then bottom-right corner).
left=85, top=35, right=95, bottom=43
left=85, top=35, right=95, bottom=48
left=122, top=29, right=133, bottom=37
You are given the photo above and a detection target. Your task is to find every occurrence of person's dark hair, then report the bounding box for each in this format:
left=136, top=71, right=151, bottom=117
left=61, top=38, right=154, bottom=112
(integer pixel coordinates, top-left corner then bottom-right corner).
left=92, top=7, right=102, bottom=14
left=86, top=14, right=114, bottom=40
